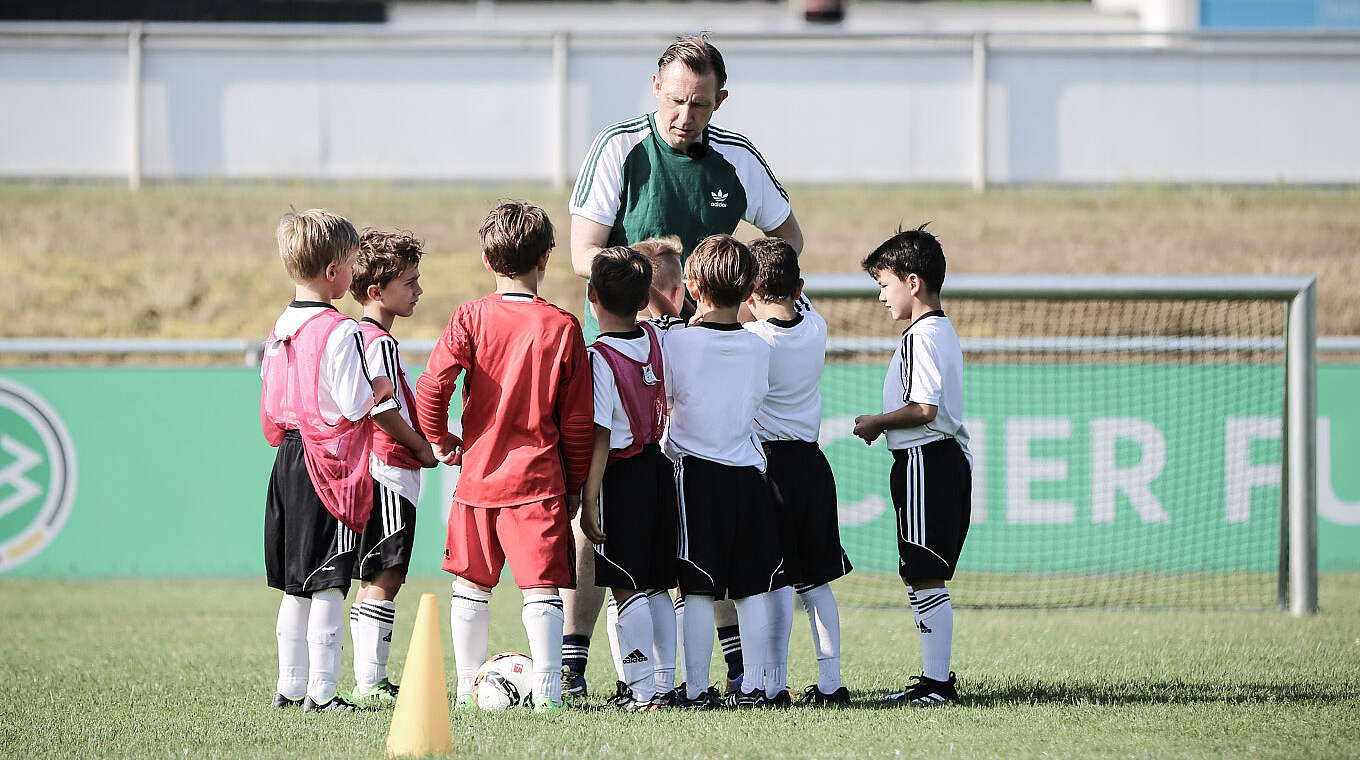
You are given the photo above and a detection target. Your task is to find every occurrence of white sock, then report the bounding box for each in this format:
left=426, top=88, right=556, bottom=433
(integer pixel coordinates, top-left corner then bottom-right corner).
left=613, top=593, right=656, bottom=701
left=449, top=584, right=492, bottom=697
left=351, top=599, right=395, bottom=693
left=522, top=594, right=565, bottom=706
left=798, top=583, right=843, bottom=693
left=732, top=592, right=771, bottom=697
left=909, top=587, right=954, bottom=681
left=765, top=586, right=794, bottom=698
left=276, top=594, right=310, bottom=700
left=647, top=590, right=677, bottom=694
left=673, top=594, right=687, bottom=684
left=306, top=588, right=345, bottom=703
left=680, top=594, right=714, bottom=700
left=605, top=596, right=625, bottom=682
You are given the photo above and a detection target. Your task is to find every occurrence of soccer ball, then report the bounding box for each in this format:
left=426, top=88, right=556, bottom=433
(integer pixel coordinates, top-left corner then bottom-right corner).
left=472, top=652, right=534, bottom=710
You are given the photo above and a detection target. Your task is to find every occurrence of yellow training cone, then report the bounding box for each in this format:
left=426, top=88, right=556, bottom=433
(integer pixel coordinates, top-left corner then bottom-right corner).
left=386, top=593, right=453, bottom=757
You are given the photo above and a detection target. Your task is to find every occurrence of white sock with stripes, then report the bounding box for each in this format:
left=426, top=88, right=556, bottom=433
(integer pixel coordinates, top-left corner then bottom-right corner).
left=276, top=594, right=310, bottom=700
left=613, top=593, right=656, bottom=701
left=680, top=594, right=714, bottom=700
left=351, top=599, right=395, bottom=693
left=798, top=583, right=843, bottom=693
left=733, top=592, right=771, bottom=697
left=522, top=594, right=565, bottom=706
left=306, top=588, right=345, bottom=704
left=647, top=590, right=677, bottom=694
left=909, top=587, right=953, bottom=681
left=449, top=584, right=492, bottom=697
left=605, top=596, right=625, bottom=681
left=765, top=586, right=794, bottom=698
left=673, top=594, right=687, bottom=685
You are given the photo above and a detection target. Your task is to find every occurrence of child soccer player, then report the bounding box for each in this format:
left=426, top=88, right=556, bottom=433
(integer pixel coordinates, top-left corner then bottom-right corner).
left=414, top=201, right=594, bottom=712
left=743, top=237, right=853, bottom=707
left=666, top=234, right=789, bottom=709
left=347, top=228, right=440, bottom=705
left=579, top=246, right=678, bottom=711
left=260, top=208, right=394, bottom=713
left=852, top=225, right=972, bottom=705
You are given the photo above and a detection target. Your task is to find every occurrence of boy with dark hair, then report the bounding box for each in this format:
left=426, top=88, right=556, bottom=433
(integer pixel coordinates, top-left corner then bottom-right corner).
left=579, top=246, right=678, bottom=710
left=414, top=201, right=594, bottom=712
left=261, top=208, right=394, bottom=713
left=346, top=228, right=439, bottom=705
left=853, top=225, right=972, bottom=705
left=743, top=237, right=852, bottom=707
left=666, top=234, right=789, bottom=709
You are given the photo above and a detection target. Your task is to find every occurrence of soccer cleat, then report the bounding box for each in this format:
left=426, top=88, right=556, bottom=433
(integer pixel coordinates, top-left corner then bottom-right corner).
left=606, top=680, right=632, bottom=708
left=561, top=666, right=588, bottom=699
left=675, top=683, right=722, bottom=710
left=610, top=693, right=659, bottom=712
left=454, top=693, right=476, bottom=710
left=797, top=684, right=852, bottom=707
left=271, top=693, right=303, bottom=709
left=884, top=672, right=959, bottom=706
left=350, top=678, right=399, bottom=705
left=532, top=695, right=569, bottom=713
left=720, top=688, right=768, bottom=709
left=764, top=689, right=793, bottom=709
left=301, top=694, right=375, bottom=713
left=649, top=689, right=681, bottom=708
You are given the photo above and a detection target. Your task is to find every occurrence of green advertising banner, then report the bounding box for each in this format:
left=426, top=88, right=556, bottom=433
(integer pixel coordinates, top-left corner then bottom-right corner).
left=0, top=365, right=1357, bottom=579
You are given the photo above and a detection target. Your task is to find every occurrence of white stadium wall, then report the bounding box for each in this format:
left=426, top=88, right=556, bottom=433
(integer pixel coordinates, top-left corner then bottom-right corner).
left=2, top=25, right=1360, bottom=185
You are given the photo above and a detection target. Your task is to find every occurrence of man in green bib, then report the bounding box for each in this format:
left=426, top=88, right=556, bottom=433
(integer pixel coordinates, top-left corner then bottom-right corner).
left=562, top=34, right=803, bottom=702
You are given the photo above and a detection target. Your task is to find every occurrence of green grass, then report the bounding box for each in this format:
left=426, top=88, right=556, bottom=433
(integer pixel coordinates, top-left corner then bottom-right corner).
left=3, top=575, right=1358, bottom=759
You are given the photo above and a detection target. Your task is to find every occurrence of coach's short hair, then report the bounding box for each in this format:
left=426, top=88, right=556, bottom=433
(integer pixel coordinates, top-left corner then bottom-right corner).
left=658, top=34, right=727, bottom=89
left=685, top=234, right=757, bottom=308
left=276, top=208, right=359, bottom=283
left=748, top=237, right=800, bottom=302
left=479, top=200, right=555, bottom=277
left=350, top=229, right=424, bottom=304
left=591, top=247, right=653, bottom=317
left=861, top=224, right=946, bottom=294
left=630, top=236, right=683, bottom=293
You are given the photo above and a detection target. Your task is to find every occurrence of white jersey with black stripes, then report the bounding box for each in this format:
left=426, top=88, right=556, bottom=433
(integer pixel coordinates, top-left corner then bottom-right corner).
left=882, top=311, right=971, bottom=465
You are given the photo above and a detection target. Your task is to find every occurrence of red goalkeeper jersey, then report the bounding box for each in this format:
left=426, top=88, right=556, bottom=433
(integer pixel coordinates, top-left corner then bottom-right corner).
left=415, top=292, right=594, bottom=508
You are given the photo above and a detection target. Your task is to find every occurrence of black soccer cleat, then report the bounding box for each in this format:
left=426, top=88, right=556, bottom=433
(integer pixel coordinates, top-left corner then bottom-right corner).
left=561, top=666, right=588, bottom=699
left=675, top=683, right=722, bottom=710
left=301, top=694, right=377, bottom=713
left=764, top=689, right=793, bottom=709
left=271, top=693, right=303, bottom=709
left=797, top=684, right=852, bottom=707
left=649, top=688, right=681, bottom=708
left=605, top=680, right=631, bottom=707
left=721, top=687, right=768, bottom=709
left=884, top=672, right=959, bottom=706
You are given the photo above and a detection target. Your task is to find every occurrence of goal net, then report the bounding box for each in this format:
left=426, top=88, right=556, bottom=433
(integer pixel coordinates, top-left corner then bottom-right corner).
left=810, top=274, right=1316, bottom=611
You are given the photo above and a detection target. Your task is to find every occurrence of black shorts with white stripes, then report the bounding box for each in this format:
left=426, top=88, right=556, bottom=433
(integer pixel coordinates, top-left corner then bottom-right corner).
left=353, top=479, right=417, bottom=581
left=265, top=430, right=358, bottom=596
left=592, top=445, right=678, bottom=592
left=675, top=455, right=789, bottom=600
left=890, top=438, right=971, bottom=582
left=763, top=440, right=853, bottom=587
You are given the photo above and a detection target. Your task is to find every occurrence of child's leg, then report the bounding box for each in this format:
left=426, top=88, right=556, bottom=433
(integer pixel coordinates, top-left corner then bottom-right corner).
left=562, top=528, right=606, bottom=683
left=647, top=589, right=677, bottom=694
left=714, top=600, right=743, bottom=689
left=521, top=588, right=565, bottom=706
left=604, top=596, right=625, bottom=682
left=276, top=594, right=311, bottom=700
left=612, top=589, right=657, bottom=701
left=907, top=579, right=953, bottom=680
left=673, top=592, right=686, bottom=683
left=680, top=594, right=715, bottom=699
left=766, top=585, right=794, bottom=698
left=732, top=592, right=772, bottom=697
left=449, top=580, right=492, bottom=698
left=351, top=570, right=402, bottom=693
left=306, top=587, right=346, bottom=703
left=797, top=582, right=843, bottom=693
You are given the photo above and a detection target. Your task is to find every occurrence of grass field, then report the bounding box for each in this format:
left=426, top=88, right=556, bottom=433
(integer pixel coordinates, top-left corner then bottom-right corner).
left=4, top=182, right=1359, bottom=343
left=3, top=575, right=1358, bottom=759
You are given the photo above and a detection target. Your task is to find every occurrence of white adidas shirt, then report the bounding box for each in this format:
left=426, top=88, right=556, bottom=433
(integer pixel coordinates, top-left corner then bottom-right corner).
left=662, top=322, right=771, bottom=470
left=882, top=310, right=971, bottom=465
left=742, top=296, right=826, bottom=444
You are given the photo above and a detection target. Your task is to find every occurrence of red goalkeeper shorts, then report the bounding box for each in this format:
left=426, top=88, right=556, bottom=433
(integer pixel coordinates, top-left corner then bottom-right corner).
left=442, top=496, right=575, bottom=590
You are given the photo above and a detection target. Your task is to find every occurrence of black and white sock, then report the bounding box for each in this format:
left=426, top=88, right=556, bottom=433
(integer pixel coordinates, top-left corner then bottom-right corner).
left=350, top=599, right=396, bottom=693
left=717, top=623, right=743, bottom=683
left=562, top=634, right=590, bottom=676
left=613, top=593, right=656, bottom=701
left=909, top=587, right=953, bottom=681
left=522, top=594, right=565, bottom=706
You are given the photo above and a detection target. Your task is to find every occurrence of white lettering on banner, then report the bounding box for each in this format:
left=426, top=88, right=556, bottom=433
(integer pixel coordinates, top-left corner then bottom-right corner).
left=968, top=419, right=986, bottom=524
left=1090, top=418, right=1168, bottom=524
left=1317, top=418, right=1360, bottom=525
left=1006, top=417, right=1075, bottom=524
left=1224, top=417, right=1280, bottom=524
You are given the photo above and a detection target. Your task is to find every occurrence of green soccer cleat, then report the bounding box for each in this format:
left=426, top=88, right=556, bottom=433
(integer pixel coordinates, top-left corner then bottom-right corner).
left=532, top=695, right=569, bottom=713
left=350, top=678, right=400, bottom=705
left=454, top=694, right=476, bottom=710
left=301, top=694, right=377, bottom=713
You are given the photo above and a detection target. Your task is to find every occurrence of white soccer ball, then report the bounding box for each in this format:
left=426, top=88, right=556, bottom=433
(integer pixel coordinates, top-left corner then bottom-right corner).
left=472, top=652, right=534, bottom=711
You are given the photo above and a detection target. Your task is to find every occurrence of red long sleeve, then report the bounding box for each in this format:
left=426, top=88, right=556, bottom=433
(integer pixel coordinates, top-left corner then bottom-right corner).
left=556, top=325, right=595, bottom=493
left=414, top=314, right=467, bottom=449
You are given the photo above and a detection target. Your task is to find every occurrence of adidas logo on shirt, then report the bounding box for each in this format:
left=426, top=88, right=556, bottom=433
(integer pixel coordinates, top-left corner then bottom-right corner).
left=621, top=649, right=650, bottom=665
left=710, top=189, right=728, bottom=208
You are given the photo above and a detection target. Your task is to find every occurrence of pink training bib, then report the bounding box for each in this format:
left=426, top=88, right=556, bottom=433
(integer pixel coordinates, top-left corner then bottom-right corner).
left=591, top=321, right=667, bottom=464
left=260, top=309, right=375, bottom=533
left=359, top=321, right=427, bottom=471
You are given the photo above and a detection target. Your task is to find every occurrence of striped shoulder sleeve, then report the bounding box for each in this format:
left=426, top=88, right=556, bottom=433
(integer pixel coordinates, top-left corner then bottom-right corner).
left=569, top=115, right=652, bottom=227
left=707, top=124, right=792, bottom=232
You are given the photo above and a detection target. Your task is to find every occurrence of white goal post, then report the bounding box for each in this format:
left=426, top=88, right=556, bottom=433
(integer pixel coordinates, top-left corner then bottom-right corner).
left=802, top=273, right=1318, bottom=616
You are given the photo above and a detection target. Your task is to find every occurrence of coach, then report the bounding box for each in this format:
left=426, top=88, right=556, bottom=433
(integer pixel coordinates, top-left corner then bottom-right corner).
left=560, top=34, right=803, bottom=699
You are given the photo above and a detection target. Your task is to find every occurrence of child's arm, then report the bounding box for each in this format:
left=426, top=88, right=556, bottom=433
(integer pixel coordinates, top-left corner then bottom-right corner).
left=414, top=314, right=469, bottom=464
left=556, top=325, right=596, bottom=515
left=853, top=403, right=937, bottom=444
left=373, top=409, right=439, bottom=468
left=579, top=424, right=610, bottom=544
left=854, top=332, right=946, bottom=444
